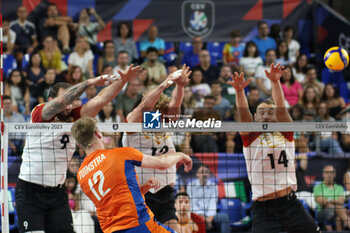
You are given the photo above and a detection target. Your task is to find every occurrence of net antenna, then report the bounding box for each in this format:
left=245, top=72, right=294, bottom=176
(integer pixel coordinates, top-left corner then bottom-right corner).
left=0, top=13, right=11, bottom=233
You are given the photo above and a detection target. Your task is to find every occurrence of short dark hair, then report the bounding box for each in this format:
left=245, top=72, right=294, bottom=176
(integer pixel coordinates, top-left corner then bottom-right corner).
left=49, top=82, right=72, bottom=99
left=3, top=95, right=11, bottom=102
left=204, top=95, right=216, bottom=101
left=117, top=50, right=129, bottom=57
left=249, top=86, right=259, bottom=93
left=175, top=192, right=190, bottom=200
left=258, top=21, right=268, bottom=28
left=102, top=64, right=113, bottom=72
left=103, top=40, right=114, bottom=50
left=265, top=49, right=276, bottom=56
left=146, top=47, right=158, bottom=54
left=305, top=65, right=316, bottom=74
left=283, top=25, right=295, bottom=34
left=230, top=29, right=241, bottom=38
left=210, top=80, right=221, bottom=87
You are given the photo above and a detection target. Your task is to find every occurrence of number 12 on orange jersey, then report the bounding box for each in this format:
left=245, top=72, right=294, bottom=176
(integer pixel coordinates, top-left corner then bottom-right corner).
left=88, top=170, right=111, bottom=201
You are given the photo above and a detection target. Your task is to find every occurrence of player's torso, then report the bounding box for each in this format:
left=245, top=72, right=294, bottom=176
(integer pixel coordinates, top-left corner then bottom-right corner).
left=122, top=132, right=176, bottom=189
left=78, top=149, right=152, bottom=232
left=243, top=132, right=297, bottom=199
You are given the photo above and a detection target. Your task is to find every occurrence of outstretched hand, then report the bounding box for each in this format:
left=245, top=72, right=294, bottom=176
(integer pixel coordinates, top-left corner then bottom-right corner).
left=264, top=63, right=285, bottom=82
left=144, top=177, right=161, bottom=191
left=227, top=72, right=252, bottom=91
left=118, top=64, right=143, bottom=82
left=92, top=74, right=120, bottom=86
left=175, top=64, right=192, bottom=87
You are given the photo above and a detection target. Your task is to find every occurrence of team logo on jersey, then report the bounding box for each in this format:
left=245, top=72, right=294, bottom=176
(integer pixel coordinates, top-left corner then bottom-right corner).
left=143, top=110, right=161, bottom=129
left=182, top=0, right=215, bottom=38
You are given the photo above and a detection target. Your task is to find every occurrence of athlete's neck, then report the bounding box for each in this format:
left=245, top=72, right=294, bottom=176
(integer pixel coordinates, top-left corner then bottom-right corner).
left=85, top=140, right=105, bottom=155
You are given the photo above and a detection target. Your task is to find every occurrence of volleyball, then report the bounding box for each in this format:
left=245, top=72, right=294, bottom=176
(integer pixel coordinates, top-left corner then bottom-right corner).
left=324, top=46, right=349, bottom=71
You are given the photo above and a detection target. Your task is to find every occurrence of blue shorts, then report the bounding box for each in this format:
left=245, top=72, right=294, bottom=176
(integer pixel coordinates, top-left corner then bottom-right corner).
left=113, top=218, right=175, bottom=233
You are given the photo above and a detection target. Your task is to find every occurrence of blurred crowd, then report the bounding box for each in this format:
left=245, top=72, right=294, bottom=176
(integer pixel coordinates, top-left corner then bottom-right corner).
left=3, top=4, right=350, bottom=232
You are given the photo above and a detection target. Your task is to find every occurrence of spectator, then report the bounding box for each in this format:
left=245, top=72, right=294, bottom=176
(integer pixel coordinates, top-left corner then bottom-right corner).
left=321, top=84, right=346, bottom=120
left=181, top=36, right=206, bottom=69
left=68, top=156, right=80, bottom=176
left=255, top=49, right=277, bottom=99
left=101, top=65, right=114, bottom=75
left=68, top=36, right=94, bottom=79
left=81, top=85, right=97, bottom=105
left=275, top=40, right=291, bottom=66
left=187, top=165, right=229, bottom=233
left=76, top=8, right=105, bottom=54
left=96, top=101, right=121, bottom=149
left=23, top=52, right=46, bottom=92
left=175, top=192, right=206, bottom=233
left=35, top=68, right=58, bottom=103
left=10, top=6, right=38, bottom=63
left=140, top=25, right=165, bottom=59
left=196, top=50, right=219, bottom=85
left=141, top=47, right=167, bottom=86
left=300, top=85, right=320, bottom=117
left=97, top=40, right=117, bottom=75
left=217, top=65, right=235, bottom=106
left=64, top=172, right=79, bottom=211
left=113, top=50, right=130, bottom=74
left=252, top=21, right=277, bottom=59
left=114, top=21, right=138, bottom=62
left=315, top=102, right=343, bottom=155
left=268, top=23, right=282, bottom=43
left=65, top=65, right=84, bottom=85
left=137, top=69, right=149, bottom=94
left=183, top=85, right=202, bottom=115
left=283, top=25, right=300, bottom=64
left=39, top=35, right=62, bottom=73
left=295, top=153, right=317, bottom=211
left=3, top=20, right=16, bottom=55
left=222, top=29, right=245, bottom=67
left=3, top=95, right=26, bottom=156
left=303, top=66, right=324, bottom=96
left=341, top=132, right=350, bottom=153
left=289, top=104, right=304, bottom=121
left=190, top=69, right=211, bottom=104
left=292, top=54, right=308, bottom=84
left=314, top=165, right=350, bottom=231
left=5, top=69, right=30, bottom=115
left=247, top=86, right=262, bottom=115
left=115, top=79, right=142, bottom=122
left=280, top=65, right=303, bottom=106
left=210, top=81, right=231, bottom=120
left=239, top=41, right=263, bottom=79
left=39, top=3, right=72, bottom=53
left=191, top=96, right=221, bottom=153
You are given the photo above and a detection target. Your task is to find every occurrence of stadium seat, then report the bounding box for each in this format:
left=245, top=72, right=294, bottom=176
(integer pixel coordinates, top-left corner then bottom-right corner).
left=93, top=55, right=100, bottom=76
left=218, top=198, right=251, bottom=228
left=179, top=41, right=193, bottom=54
left=3, top=53, right=18, bottom=78
left=163, top=41, right=177, bottom=66
left=206, top=41, right=225, bottom=64
left=135, top=41, right=141, bottom=58
left=21, top=53, right=31, bottom=70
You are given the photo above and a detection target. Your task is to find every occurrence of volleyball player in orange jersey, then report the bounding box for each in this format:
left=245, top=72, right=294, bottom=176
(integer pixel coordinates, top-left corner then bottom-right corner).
left=71, top=117, right=192, bottom=233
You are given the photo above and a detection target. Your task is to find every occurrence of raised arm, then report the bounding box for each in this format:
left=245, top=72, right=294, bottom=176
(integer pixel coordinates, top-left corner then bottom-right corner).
left=42, top=76, right=115, bottom=121
left=264, top=63, right=292, bottom=122
left=126, top=70, right=186, bottom=123
left=141, top=152, right=192, bottom=172
left=81, top=64, right=142, bottom=117
left=227, top=72, right=253, bottom=123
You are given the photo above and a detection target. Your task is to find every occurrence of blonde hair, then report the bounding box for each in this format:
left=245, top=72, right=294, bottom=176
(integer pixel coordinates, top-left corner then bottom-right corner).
left=75, top=36, right=90, bottom=54
left=155, top=93, right=171, bottom=109
left=71, top=117, right=97, bottom=148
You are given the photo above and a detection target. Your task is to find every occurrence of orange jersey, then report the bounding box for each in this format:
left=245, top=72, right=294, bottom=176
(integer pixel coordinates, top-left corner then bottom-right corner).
left=77, top=147, right=154, bottom=233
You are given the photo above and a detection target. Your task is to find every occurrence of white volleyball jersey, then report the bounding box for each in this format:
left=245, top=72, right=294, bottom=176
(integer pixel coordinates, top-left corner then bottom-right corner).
left=19, top=104, right=81, bottom=187
left=241, top=132, right=297, bottom=200
left=122, top=132, right=176, bottom=193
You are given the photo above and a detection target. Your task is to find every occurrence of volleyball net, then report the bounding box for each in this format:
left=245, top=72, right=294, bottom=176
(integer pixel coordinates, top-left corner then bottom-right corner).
left=1, top=121, right=350, bottom=232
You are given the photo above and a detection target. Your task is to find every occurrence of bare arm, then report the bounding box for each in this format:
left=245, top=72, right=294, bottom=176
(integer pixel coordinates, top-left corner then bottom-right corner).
left=126, top=69, right=187, bottom=123
left=141, top=152, right=192, bottom=172
left=168, top=65, right=192, bottom=119
left=265, top=63, right=292, bottom=122
left=344, top=172, right=350, bottom=191
left=81, top=65, right=142, bottom=117
left=90, top=9, right=105, bottom=30
left=87, top=59, right=94, bottom=79
left=227, top=72, right=253, bottom=134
